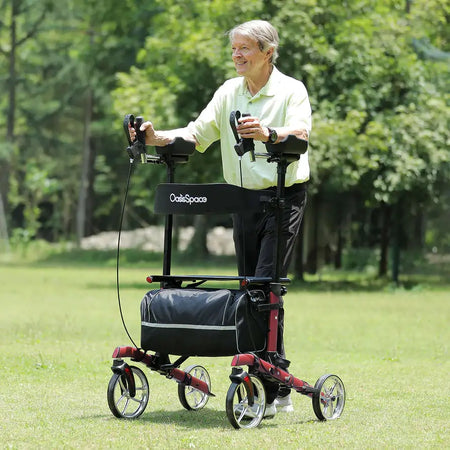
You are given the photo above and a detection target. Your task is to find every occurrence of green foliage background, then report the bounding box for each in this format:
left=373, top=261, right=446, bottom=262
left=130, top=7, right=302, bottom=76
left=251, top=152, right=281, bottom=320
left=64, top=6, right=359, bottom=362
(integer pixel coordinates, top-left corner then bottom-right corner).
left=0, top=0, right=448, bottom=269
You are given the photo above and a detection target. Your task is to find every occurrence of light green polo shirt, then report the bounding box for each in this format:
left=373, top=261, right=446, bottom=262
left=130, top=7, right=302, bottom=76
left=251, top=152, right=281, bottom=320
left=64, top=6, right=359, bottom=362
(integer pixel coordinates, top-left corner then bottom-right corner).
left=187, top=66, right=311, bottom=189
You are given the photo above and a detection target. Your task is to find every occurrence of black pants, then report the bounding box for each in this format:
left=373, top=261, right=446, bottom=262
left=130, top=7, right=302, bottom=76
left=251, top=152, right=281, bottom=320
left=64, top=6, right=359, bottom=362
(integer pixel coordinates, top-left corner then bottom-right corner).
left=232, top=184, right=307, bottom=403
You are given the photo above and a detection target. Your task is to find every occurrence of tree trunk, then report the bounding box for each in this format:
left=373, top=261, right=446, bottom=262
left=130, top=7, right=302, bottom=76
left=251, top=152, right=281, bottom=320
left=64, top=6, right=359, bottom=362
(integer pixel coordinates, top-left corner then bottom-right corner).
left=7, top=1, right=17, bottom=144
left=308, top=194, right=320, bottom=274
left=413, top=209, right=425, bottom=249
left=186, top=215, right=209, bottom=257
left=334, top=224, right=343, bottom=269
left=391, top=201, right=401, bottom=285
left=0, top=1, right=18, bottom=244
left=405, top=0, right=412, bottom=14
left=2, top=1, right=47, bottom=245
left=76, top=87, right=94, bottom=245
left=0, top=195, right=10, bottom=252
left=378, top=203, right=391, bottom=277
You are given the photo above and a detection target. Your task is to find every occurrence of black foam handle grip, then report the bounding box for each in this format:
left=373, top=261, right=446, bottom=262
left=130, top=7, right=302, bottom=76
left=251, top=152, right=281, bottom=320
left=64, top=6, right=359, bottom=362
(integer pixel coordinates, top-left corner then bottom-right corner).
left=135, top=116, right=146, bottom=145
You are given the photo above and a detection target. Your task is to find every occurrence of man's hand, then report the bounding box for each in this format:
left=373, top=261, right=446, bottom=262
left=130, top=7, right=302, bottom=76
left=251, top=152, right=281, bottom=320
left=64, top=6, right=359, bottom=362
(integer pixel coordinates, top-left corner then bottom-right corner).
left=236, top=116, right=269, bottom=142
left=138, top=121, right=157, bottom=145
left=295, top=129, right=309, bottom=140
left=128, top=121, right=173, bottom=147
left=128, top=121, right=155, bottom=142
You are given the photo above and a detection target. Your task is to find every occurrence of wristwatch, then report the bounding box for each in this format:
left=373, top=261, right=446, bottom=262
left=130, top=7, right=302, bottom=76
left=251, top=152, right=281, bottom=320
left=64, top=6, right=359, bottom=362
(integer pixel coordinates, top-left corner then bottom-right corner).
left=267, top=127, right=278, bottom=143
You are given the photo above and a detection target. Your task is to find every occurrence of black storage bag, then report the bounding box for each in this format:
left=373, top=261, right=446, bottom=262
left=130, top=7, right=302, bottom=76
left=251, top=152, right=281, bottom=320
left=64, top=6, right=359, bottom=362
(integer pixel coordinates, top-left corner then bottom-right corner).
left=140, top=288, right=267, bottom=356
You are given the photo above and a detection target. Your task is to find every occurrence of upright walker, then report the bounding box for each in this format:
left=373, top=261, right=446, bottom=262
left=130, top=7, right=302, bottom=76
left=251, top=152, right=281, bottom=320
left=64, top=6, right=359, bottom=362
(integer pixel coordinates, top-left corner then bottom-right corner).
left=107, top=114, right=346, bottom=429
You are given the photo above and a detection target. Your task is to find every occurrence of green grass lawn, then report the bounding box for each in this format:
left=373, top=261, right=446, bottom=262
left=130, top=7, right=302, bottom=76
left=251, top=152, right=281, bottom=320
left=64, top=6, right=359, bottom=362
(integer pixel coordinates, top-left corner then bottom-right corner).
left=0, top=256, right=448, bottom=448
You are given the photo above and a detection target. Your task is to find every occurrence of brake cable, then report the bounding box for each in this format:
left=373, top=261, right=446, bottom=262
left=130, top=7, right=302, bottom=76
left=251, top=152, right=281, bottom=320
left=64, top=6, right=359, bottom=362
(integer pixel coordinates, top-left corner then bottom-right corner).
left=115, top=115, right=147, bottom=349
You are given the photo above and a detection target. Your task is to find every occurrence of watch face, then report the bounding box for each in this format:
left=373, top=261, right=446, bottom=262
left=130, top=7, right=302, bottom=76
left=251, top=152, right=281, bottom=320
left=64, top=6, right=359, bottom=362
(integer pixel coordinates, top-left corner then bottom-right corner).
left=270, top=129, right=277, bottom=143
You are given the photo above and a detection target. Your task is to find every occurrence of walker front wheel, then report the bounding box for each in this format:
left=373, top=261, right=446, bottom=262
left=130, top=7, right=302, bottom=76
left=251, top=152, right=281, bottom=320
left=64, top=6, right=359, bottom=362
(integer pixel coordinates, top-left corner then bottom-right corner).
left=178, top=364, right=211, bottom=410
left=107, top=365, right=149, bottom=419
left=225, top=375, right=266, bottom=429
left=312, top=374, right=345, bottom=421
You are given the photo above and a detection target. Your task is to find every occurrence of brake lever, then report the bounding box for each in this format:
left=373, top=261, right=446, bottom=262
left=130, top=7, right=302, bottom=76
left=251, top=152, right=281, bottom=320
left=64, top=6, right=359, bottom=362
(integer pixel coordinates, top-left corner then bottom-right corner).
left=135, top=116, right=146, bottom=146
left=229, top=110, right=255, bottom=161
left=229, top=110, right=241, bottom=144
left=123, top=114, right=147, bottom=162
left=123, top=114, right=135, bottom=146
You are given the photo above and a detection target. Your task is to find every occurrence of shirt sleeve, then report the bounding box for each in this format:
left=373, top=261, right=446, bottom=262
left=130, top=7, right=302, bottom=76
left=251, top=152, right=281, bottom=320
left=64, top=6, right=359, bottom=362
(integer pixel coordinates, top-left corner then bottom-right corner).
left=284, top=81, right=312, bottom=134
left=187, top=87, right=225, bottom=153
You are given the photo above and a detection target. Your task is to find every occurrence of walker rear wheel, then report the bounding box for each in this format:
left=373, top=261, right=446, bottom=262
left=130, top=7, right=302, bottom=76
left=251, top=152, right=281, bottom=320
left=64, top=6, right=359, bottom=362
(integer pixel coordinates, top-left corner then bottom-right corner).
left=312, top=374, right=345, bottom=421
left=225, top=375, right=266, bottom=429
left=107, top=365, right=149, bottom=419
left=178, top=364, right=211, bottom=410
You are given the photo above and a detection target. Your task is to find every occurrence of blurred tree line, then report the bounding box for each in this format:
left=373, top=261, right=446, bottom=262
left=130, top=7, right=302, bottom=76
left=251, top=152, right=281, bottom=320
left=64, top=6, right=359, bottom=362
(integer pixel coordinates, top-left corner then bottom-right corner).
left=0, top=0, right=448, bottom=280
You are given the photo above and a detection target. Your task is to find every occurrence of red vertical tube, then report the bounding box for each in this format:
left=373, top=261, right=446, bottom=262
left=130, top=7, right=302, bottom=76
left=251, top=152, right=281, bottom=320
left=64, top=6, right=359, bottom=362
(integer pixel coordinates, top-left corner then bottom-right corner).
left=266, top=291, right=280, bottom=352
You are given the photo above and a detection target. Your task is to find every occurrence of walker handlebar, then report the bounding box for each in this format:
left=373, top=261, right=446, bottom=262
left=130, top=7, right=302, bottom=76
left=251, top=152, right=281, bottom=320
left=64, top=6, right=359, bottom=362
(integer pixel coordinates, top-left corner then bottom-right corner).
left=229, top=110, right=308, bottom=163
left=265, top=134, right=308, bottom=156
left=123, top=112, right=308, bottom=168
left=123, top=114, right=195, bottom=165
left=229, top=111, right=255, bottom=160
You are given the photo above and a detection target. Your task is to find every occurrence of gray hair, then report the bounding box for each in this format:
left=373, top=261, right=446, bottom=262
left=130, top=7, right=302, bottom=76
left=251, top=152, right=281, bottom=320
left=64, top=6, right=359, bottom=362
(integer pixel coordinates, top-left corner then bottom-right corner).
left=228, top=20, right=279, bottom=64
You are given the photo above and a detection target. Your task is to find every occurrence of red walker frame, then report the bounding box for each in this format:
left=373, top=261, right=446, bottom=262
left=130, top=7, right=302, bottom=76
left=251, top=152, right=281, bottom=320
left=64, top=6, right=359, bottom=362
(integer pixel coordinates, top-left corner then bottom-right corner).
left=108, top=114, right=345, bottom=429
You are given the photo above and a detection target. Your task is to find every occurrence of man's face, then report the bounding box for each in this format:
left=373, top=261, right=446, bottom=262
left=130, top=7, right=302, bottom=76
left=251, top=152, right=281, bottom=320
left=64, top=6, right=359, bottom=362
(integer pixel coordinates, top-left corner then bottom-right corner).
left=231, top=33, right=271, bottom=78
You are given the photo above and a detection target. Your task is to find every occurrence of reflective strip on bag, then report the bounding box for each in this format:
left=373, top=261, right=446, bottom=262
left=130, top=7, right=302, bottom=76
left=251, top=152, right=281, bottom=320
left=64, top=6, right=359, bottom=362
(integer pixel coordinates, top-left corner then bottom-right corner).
left=142, top=322, right=236, bottom=331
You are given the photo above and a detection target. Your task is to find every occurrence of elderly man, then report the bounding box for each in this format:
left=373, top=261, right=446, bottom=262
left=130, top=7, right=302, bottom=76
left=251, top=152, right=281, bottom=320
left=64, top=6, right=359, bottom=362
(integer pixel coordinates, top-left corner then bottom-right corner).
left=133, top=19, right=311, bottom=417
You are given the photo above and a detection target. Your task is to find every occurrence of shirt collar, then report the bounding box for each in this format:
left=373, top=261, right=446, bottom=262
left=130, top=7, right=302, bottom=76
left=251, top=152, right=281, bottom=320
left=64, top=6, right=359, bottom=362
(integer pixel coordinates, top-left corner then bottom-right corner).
left=259, top=66, right=280, bottom=96
left=238, top=66, right=281, bottom=98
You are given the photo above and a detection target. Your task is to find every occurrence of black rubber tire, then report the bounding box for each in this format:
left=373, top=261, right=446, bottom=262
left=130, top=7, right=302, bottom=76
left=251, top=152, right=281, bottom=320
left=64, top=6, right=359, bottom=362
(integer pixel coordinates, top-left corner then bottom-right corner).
left=107, top=365, right=149, bottom=419
left=177, top=364, right=211, bottom=411
left=225, top=375, right=266, bottom=429
left=312, top=374, right=345, bottom=421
